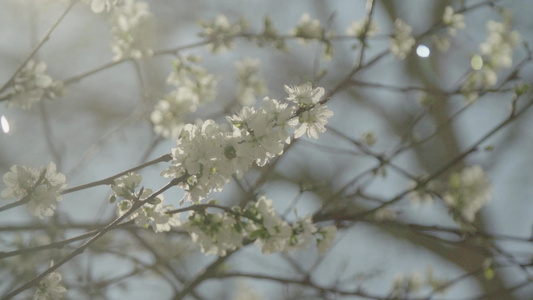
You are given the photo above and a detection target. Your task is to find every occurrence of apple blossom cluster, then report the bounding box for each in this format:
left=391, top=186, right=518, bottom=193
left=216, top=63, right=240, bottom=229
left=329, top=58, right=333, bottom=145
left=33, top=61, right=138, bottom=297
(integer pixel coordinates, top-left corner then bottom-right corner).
left=161, top=83, right=333, bottom=203
left=111, top=172, right=180, bottom=232
left=1, top=162, right=66, bottom=219
left=443, top=165, right=492, bottom=222
left=151, top=55, right=218, bottom=140
left=404, top=166, right=491, bottom=222
left=199, top=15, right=249, bottom=53
left=183, top=197, right=337, bottom=256
left=234, top=58, right=267, bottom=106
left=109, top=0, right=154, bottom=61
left=390, top=19, right=416, bottom=60
left=345, top=17, right=379, bottom=39
left=33, top=268, right=67, bottom=300
left=290, top=13, right=324, bottom=44
left=3, top=60, right=63, bottom=110
left=432, top=6, right=466, bottom=52
left=290, top=14, right=334, bottom=59
left=462, top=18, right=520, bottom=102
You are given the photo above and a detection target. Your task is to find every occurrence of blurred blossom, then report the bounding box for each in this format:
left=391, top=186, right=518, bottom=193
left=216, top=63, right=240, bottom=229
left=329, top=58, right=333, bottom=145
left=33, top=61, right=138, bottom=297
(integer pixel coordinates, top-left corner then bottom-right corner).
left=1, top=162, right=66, bottom=219
left=442, top=6, right=465, bottom=37
left=235, top=58, right=267, bottom=106
left=290, top=13, right=323, bottom=44
left=110, top=0, right=154, bottom=61
left=5, top=60, right=63, bottom=109
left=444, top=165, right=492, bottom=222
left=346, top=17, right=379, bottom=39
left=390, top=19, right=415, bottom=59
left=199, top=15, right=248, bottom=53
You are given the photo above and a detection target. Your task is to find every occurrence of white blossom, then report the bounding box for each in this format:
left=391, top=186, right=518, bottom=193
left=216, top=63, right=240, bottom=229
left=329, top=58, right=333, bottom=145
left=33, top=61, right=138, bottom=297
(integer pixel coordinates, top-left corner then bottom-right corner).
left=184, top=211, right=247, bottom=256
left=1, top=162, right=66, bottom=219
left=199, top=15, right=247, bottom=53
left=346, top=17, right=379, bottom=38
left=34, top=269, right=67, bottom=300
left=390, top=19, right=415, bottom=60
left=183, top=197, right=336, bottom=256
left=285, top=216, right=317, bottom=251
left=442, top=6, right=465, bottom=37
left=151, top=56, right=218, bottom=140
left=480, top=20, right=520, bottom=70
left=110, top=0, right=154, bottom=61
left=284, top=82, right=325, bottom=105
left=235, top=58, right=267, bottom=106
left=443, top=165, right=492, bottom=222
left=6, top=60, right=63, bottom=109
left=162, top=84, right=331, bottom=203
left=290, top=13, right=323, bottom=44
left=460, top=19, right=519, bottom=102
left=112, top=173, right=180, bottom=232
left=294, top=105, right=334, bottom=139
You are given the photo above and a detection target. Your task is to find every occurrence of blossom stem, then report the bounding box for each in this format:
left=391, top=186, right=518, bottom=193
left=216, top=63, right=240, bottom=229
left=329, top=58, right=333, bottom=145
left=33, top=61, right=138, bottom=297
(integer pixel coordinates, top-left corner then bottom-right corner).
left=2, top=176, right=185, bottom=300
left=62, top=153, right=172, bottom=195
left=0, top=0, right=77, bottom=95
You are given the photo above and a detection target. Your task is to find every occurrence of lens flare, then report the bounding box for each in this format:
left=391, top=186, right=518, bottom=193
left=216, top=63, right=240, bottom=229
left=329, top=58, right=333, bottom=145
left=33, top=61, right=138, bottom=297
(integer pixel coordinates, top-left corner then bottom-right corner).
left=1, top=115, right=9, bottom=133
left=416, top=45, right=430, bottom=58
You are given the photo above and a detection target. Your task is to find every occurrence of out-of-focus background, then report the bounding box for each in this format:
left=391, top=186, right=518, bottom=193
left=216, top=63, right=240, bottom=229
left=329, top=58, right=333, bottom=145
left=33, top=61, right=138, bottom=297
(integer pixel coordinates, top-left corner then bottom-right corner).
left=1, top=0, right=533, bottom=299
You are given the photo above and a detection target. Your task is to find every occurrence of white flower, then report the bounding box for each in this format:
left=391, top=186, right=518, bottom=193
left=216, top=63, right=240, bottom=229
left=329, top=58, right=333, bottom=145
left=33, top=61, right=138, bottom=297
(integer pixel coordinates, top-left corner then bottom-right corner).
left=161, top=120, right=229, bottom=203
left=346, top=17, right=379, bottom=38
left=285, top=216, right=317, bottom=251
left=284, top=82, right=325, bottom=105
left=184, top=211, right=246, bottom=256
left=480, top=20, right=520, bottom=70
left=6, top=60, right=62, bottom=109
left=294, top=105, right=334, bottom=139
left=460, top=65, right=498, bottom=103
left=390, top=19, right=415, bottom=60
left=443, top=165, right=492, bottom=222
left=316, top=225, right=336, bottom=255
left=290, top=13, right=323, bottom=44
left=199, top=15, right=247, bottom=53
left=151, top=57, right=218, bottom=140
left=34, top=270, right=67, bottom=300
left=112, top=173, right=180, bottom=232
left=110, top=0, right=154, bottom=61
left=235, top=58, right=267, bottom=106
left=442, top=6, right=465, bottom=37
left=1, top=162, right=66, bottom=219
left=161, top=84, right=331, bottom=203
left=150, top=90, right=194, bottom=140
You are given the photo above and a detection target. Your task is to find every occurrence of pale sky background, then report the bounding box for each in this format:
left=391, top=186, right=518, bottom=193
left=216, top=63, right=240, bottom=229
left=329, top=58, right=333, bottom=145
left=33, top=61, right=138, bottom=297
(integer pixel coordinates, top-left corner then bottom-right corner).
left=1, top=0, right=533, bottom=299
